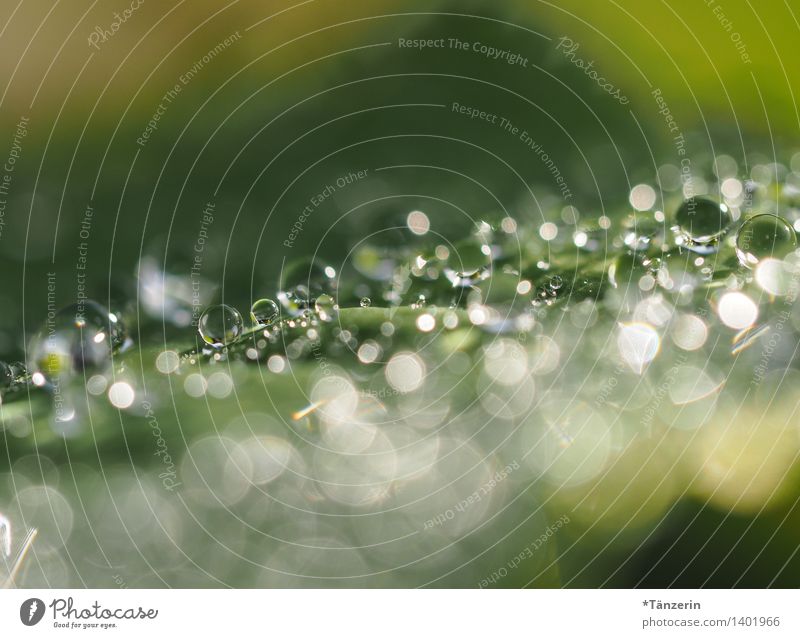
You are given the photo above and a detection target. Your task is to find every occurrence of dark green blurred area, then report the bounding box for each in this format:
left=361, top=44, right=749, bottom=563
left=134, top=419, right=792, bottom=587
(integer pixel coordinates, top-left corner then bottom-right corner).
left=4, top=0, right=798, bottom=344
left=2, top=0, right=800, bottom=587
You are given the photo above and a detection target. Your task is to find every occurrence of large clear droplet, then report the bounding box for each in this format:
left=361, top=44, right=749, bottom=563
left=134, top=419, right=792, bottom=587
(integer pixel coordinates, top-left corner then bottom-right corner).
left=250, top=298, right=279, bottom=326
left=735, top=213, right=797, bottom=268
left=198, top=304, right=244, bottom=345
left=443, top=238, right=491, bottom=287
left=27, top=300, right=127, bottom=379
left=673, top=197, right=731, bottom=250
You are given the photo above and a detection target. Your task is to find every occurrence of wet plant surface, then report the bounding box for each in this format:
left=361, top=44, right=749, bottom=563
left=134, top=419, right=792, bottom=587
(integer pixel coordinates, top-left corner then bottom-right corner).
left=4, top=157, right=800, bottom=587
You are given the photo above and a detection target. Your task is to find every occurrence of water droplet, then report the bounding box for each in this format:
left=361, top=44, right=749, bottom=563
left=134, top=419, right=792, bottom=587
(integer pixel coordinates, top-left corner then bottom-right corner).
left=735, top=213, right=797, bottom=268
left=314, top=294, right=338, bottom=322
left=359, top=297, right=371, bottom=308
left=547, top=275, right=563, bottom=291
left=673, top=197, right=731, bottom=249
left=623, top=214, right=662, bottom=251
left=9, top=361, right=27, bottom=385
left=0, top=361, right=13, bottom=389
left=250, top=298, right=279, bottom=326
left=277, top=285, right=313, bottom=317
left=28, top=301, right=126, bottom=379
left=198, top=304, right=244, bottom=345
left=443, top=238, right=491, bottom=287
left=277, top=259, right=337, bottom=318
left=279, top=257, right=336, bottom=306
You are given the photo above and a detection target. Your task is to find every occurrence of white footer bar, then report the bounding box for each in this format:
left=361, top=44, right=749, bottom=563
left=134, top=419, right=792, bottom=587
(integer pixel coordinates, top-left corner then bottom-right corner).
left=0, top=589, right=794, bottom=637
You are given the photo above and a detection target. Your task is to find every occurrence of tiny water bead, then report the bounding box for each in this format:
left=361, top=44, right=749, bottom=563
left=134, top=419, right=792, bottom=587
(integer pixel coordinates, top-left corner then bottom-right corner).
left=250, top=298, right=279, bottom=326
left=547, top=275, right=563, bottom=291
left=735, top=214, right=797, bottom=268
left=673, top=196, right=731, bottom=247
left=198, top=304, right=244, bottom=345
left=360, top=297, right=371, bottom=308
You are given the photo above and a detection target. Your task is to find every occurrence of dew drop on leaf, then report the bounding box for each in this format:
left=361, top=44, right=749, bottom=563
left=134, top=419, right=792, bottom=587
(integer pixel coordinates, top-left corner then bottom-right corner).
left=673, top=196, right=731, bottom=250
left=198, top=304, right=244, bottom=345
left=250, top=298, right=279, bottom=326
left=735, top=213, right=797, bottom=268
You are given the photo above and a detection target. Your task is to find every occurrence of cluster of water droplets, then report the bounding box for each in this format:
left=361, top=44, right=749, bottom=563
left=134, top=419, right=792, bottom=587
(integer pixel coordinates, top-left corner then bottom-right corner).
left=6, top=154, right=800, bottom=585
